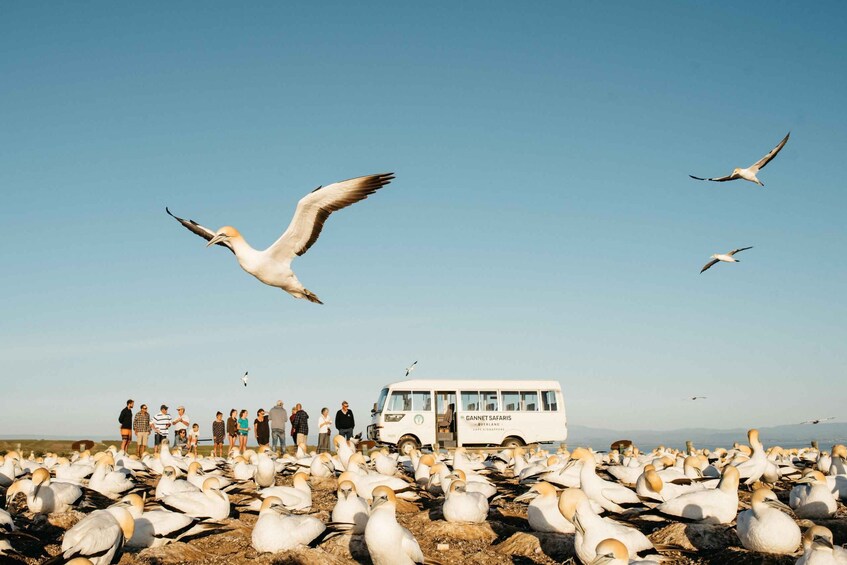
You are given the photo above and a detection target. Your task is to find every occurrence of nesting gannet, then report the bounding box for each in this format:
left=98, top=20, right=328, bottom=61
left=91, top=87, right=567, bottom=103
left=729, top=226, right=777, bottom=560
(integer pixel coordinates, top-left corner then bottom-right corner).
left=241, top=372, right=249, bottom=387
left=737, top=487, right=800, bottom=555
left=700, top=246, right=753, bottom=274
left=89, top=455, right=135, bottom=499
left=253, top=451, right=276, bottom=488
left=332, top=480, right=369, bottom=534
left=514, top=482, right=575, bottom=534
left=167, top=172, right=395, bottom=303
left=364, top=486, right=425, bottom=565
left=373, top=449, right=398, bottom=477
left=405, top=361, right=417, bottom=377
left=14, top=468, right=83, bottom=514
left=254, top=472, right=312, bottom=511
left=589, top=538, right=659, bottom=565
left=49, top=507, right=134, bottom=565
left=689, top=132, right=790, bottom=187
left=442, top=480, right=488, bottom=524
left=790, top=471, right=837, bottom=518
left=118, top=494, right=222, bottom=549
left=558, top=489, right=653, bottom=564
left=160, top=477, right=230, bottom=520
left=310, top=453, right=335, bottom=478
left=251, top=496, right=326, bottom=553
left=156, top=466, right=198, bottom=499
left=565, top=448, right=640, bottom=513
left=796, top=526, right=847, bottom=565
left=654, top=465, right=739, bottom=524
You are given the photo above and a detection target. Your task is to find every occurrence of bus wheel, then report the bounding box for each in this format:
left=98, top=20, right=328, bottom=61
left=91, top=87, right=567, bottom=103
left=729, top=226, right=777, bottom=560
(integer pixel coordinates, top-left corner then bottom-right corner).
left=397, top=436, right=420, bottom=455
left=501, top=436, right=525, bottom=448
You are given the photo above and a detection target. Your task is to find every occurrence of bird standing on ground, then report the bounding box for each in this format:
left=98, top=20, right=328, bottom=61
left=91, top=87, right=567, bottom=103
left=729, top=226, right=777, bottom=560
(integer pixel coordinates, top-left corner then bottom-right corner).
left=700, top=246, right=753, bottom=274
left=689, top=132, right=789, bottom=186
left=167, top=172, right=395, bottom=303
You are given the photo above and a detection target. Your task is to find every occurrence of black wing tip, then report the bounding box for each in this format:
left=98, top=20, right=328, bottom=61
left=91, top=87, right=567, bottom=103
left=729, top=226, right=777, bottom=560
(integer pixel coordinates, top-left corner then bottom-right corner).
left=166, top=206, right=175, bottom=217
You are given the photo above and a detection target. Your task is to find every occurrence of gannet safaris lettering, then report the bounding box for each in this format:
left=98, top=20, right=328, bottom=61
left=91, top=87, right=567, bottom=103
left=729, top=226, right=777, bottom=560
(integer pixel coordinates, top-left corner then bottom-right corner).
left=167, top=172, right=394, bottom=303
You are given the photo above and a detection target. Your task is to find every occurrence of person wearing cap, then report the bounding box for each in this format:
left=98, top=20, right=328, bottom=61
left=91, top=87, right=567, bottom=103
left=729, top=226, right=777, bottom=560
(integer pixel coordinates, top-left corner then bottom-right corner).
left=151, top=405, right=172, bottom=454
left=172, top=405, right=190, bottom=445
left=268, top=400, right=288, bottom=454
left=335, top=400, right=355, bottom=440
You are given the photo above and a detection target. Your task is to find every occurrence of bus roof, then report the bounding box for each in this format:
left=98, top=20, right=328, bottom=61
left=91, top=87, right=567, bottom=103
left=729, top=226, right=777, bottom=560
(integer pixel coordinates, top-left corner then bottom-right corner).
left=382, top=379, right=562, bottom=390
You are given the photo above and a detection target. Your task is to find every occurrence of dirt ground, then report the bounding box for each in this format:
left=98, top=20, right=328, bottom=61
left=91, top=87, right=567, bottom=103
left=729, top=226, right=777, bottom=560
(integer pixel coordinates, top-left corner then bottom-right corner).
left=5, top=464, right=847, bottom=565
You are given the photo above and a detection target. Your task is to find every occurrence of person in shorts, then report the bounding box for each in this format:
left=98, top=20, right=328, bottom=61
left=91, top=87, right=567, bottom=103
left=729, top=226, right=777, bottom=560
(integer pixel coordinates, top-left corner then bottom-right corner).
left=133, top=404, right=150, bottom=457
left=119, top=399, right=134, bottom=452
left=152, top=404, right=172, bottom=453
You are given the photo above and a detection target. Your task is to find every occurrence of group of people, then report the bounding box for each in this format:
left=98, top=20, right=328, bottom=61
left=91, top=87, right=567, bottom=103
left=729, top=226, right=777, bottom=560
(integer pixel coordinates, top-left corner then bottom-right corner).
left=118, top=398, right=357, bottom=456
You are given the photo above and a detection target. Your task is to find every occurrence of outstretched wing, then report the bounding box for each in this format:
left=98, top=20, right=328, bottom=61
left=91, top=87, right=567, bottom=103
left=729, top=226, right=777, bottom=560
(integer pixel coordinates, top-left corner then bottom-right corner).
left=700, top=259, right=719, bottom=274
left=750, top=132, right=790, bottom=172
left=266, top=173, right=395, bottom=261
left=166, top=208, right=234, bottom=254
left=689, top=174, right=736, bottom=182
left=727, top=246, right=753, bottom=256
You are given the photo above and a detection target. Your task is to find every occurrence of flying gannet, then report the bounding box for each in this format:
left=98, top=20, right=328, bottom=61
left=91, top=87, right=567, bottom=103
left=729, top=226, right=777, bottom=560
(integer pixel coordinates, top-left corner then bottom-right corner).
left=241, top=372, right=249, bottom=387
left=689, top=132, right=789, bottom=187
left=167, top=172, right=394, bottom=303
left=700, top=246, right=753, bottom=274
left=800, top=417, right=835, bottom=425
left=405, top=361, right=417, bottom=377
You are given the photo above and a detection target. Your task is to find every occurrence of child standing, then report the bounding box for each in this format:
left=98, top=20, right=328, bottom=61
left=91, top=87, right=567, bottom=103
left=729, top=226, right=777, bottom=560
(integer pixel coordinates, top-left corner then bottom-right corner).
left=212, top=411, right=225, bottom=458
left=238, top=409, right=250, bottom=452
left=187, top=423, right=200, bottom=457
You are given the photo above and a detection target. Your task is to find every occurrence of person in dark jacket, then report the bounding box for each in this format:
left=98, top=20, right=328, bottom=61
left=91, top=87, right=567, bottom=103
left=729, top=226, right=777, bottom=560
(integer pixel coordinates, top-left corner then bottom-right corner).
left=226, top=409, right=238, bottom=455
left=292, top=404, right=309, bottom=447
left=254, top=408, right=270, bottom=448
left=119, top=399, right=134, bottom=452
left=335, top=400, right=355, bottom=440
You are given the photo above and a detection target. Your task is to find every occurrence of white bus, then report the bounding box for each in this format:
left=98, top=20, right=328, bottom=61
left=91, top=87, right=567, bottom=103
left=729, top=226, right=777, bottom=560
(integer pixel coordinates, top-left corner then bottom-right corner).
left=367, top=379, right=567, bottom=452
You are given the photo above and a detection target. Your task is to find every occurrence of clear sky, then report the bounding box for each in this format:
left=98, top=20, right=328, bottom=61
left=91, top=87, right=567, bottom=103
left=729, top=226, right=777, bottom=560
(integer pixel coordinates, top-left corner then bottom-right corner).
left=1, top=3, right=845, bottom=438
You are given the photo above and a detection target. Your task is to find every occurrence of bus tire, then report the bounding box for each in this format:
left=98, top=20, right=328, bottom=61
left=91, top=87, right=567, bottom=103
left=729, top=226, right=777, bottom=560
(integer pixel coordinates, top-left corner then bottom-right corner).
left=396, top=436, right=420, bottom=455
left=501, top=436, right=525, bottom=448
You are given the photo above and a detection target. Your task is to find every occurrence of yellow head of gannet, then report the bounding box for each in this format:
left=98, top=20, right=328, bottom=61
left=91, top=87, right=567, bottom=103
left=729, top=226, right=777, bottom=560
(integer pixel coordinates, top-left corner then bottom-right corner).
left=515, top=481, right=558, bottom=503
left=750, top=486, right=792, bottom=513
left=448, top=479, right=468, bottom=495
left=259, top=495, right=285, bottom=513
left=31, top=467, right=52, bottom=497
left=718, top=464, right=740, bottom=492
left=419, top=454, right=435, bottom=467
left=111, top=505, right=136, bottom=543
left=370, top=485, right=397, bottom=511
left=748, top=428, right=762, bottom=448
left=206, top=226, right=242, bottom=247
left=802, top=525, right=835, bottom=552
left=557, top=488, right=589, bottom=524
left=831, top=444, right=847, bottom=460
left=645, top=468, right=663, bottom=495
left=202, top=476, right=222, bottom=493
left=120, top=493, right=144, bottom=514
left=66, top=559, right=95, bottom=565
left=796, top=470, right=827, bottom=486
left=589, top=538, right=629, bottom=565
left=337, top=480, right=358, bottom=500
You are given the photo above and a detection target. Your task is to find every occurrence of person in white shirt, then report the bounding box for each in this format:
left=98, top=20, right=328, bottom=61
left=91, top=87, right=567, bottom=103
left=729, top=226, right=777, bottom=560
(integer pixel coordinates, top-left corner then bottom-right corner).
left=172, top=405, right=190, bottom=444
left=317, top=407, right=332, bottom=453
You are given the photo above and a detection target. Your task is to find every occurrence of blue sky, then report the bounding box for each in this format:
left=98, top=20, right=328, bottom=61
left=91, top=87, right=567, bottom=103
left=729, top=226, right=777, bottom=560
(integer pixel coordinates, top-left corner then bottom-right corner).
left=1, top=3, right=845, bottom=438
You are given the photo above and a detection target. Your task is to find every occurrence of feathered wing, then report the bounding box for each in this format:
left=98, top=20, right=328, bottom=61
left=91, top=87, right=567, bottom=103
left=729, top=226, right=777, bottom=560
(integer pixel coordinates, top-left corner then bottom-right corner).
left=750, top=132, right=790, bottom=172
left=400, top=525, right=425, bottom=563
left=700, top=259, right=719, bottom=274
left=166, top=208, right=234, bottom=254
left=727, top=246, right=753, bottom=256
left=689, top=174, right=737, bottom=182
left=265, top=173, right=394, bottom=261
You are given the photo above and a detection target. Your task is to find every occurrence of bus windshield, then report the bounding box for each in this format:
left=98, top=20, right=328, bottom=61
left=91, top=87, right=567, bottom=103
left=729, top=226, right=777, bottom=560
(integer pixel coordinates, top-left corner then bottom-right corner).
left=376, top=387, right=389, bottom=413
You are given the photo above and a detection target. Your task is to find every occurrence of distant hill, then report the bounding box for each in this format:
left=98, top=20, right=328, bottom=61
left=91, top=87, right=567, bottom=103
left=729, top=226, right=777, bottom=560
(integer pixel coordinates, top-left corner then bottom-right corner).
left=566, top=422, right=847, bottom=450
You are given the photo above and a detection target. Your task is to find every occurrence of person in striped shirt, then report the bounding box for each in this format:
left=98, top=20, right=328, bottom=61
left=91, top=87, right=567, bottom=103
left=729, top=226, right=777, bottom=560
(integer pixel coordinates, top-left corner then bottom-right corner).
left=151, top=405, right=172, bottom=454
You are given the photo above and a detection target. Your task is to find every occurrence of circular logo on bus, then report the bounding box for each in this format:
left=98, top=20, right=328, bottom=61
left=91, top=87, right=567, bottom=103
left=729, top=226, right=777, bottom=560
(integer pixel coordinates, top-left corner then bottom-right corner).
left=414, top=414, right=424, bottom=425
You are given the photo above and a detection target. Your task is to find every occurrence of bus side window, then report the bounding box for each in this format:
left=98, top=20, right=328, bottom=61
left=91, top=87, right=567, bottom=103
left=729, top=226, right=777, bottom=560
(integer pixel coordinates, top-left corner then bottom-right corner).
left=521, top=391, right=538, bottom=411
left=542, top=390, right=558, bottom=411
left=389, top=391, right=412, bottom=412
left=461, top=391, right=479, bottom=411
left=481, top=391, right=498, bottom=411
left=502, top=391, right=520, bottom=411
left=413, top=391, right=431, bottom=411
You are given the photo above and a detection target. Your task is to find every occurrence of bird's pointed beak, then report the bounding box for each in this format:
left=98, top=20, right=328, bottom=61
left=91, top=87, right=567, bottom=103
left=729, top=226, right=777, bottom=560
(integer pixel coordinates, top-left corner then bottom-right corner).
left=514, top=490, right=537, bottom=503
left=814, top=535, right=834, bottom=549
left=207, top=234, right=227, bottom=247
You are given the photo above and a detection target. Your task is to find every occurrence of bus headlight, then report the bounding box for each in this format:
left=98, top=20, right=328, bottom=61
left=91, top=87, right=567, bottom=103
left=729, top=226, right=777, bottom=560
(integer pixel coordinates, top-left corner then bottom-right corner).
left=384, top=414, right=405, bottom=423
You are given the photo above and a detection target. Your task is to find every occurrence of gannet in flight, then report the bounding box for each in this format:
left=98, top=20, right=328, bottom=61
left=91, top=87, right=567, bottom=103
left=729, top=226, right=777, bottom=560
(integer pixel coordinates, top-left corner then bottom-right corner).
left=167, top=173, right=395, bottom=303
left=689, top=132, right=789, bottom=187
left=700, top=246, right=753, bottom=274
left=800, top=417, right=835, bottom=425
left=241, top=372, right=249, bottom=387
left=687, top=396, right=707, bottom=401
left=405, top=360, right=417, bottom=377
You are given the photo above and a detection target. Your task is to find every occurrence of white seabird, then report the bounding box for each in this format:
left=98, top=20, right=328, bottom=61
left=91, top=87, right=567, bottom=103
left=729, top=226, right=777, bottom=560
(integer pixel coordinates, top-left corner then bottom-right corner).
left=405, top=361, right=417, bottom=377
left=700, top=246, right=753, bottom=274
left=167, top=172, right=395, bottom=303
left=689, top=132, right=790, bottom=187
left=736, top=487, right=800, bottom=555
left=241, top=372, right=249, bottom=387
left=364, top=486, right=425, bottom=565
left=800, top=417, right=835, bottom=425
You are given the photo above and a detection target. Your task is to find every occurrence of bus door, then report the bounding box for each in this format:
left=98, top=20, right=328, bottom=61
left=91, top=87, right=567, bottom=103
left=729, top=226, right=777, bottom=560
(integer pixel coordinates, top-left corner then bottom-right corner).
left=435, top=391, right=457, bottom=448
